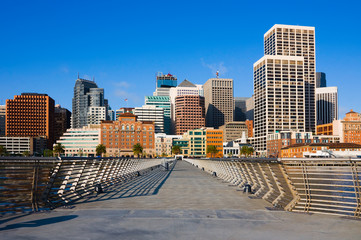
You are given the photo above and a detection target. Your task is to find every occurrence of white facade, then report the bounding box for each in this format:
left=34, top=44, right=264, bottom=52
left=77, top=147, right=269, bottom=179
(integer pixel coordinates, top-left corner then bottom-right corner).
left=264, top=24, right=316, bottom=133
left=134, top=105, right=164, bottom=133
left=254, top=55, right=305, bottom=152
left=56, top=125, right=100, bottom=156
left=316, top=87, right=338, bottom=125
left=87, top=106, right=106, bottom=124
left=0, top=137, right=32, bottom=155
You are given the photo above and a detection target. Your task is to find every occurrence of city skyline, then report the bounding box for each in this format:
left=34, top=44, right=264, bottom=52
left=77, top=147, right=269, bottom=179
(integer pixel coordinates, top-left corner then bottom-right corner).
left=1, top=1, right=360, bottom=118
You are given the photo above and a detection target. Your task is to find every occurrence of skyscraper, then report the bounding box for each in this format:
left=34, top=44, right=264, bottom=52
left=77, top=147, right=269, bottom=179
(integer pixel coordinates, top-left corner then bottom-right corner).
left=6, top=93, right=55, bottom=148
left=316, top=72, right=327, bottom=88
left=54, top=104, right=71, bottom=142
left=253, top=56, right=306, bottom=152
left=316, top=87, right=338, bottom=125
left=234, top=97, right=250, bottom=121
left=264, top=24, right=316, bottom=133
left=203, top=78, right=234, bottom=128
left=144, top=96, right=171, bottom=134
left=71, top=77, right=110, bottom=128
left=175, top=95, right=205, bottom=135
left=153, top=73, right=177, bottom=96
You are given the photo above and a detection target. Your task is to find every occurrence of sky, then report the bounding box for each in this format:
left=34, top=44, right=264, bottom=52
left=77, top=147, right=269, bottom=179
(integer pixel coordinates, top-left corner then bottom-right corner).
left=1, top=0, right=360, bottom=117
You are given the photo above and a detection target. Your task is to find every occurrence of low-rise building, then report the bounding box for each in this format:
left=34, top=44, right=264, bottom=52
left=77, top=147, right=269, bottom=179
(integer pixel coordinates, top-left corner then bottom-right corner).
left=0, top=136, right=47, bottom=155
left=155, top=133, right=182, bottom=157
left=281, top=143, right=361, bottom=158
left=56, top=124, right=100, bottom=156
left=219, top=121, right=248, bottom=142
left=206, top=129, right=223, bottom=158
left=100, top=113, right=155, bottom=157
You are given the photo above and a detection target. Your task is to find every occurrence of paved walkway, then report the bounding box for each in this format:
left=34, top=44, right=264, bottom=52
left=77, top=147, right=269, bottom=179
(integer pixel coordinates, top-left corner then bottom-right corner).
left=1, top=160, right=360, bottom=240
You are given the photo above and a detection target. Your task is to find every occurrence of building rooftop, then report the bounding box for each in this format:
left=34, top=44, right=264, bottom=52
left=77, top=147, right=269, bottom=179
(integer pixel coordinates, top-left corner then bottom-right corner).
left=178, top=79, right=196, bottom=88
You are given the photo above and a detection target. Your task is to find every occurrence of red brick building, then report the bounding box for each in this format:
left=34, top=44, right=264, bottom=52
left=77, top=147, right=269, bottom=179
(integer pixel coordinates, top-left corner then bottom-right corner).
left=175, top=95, right=205, bottom=135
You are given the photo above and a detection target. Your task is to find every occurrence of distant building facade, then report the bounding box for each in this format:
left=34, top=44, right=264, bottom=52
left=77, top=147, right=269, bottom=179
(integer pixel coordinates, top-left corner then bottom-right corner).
left=0, top=105, right=5, bottom=136
left=153, top=73, right=177, bottom=97
left=116, top=108, right=134, bottom=120
left=219, top=121, right=248, bottom=142
left=6, top=93, right=55, bottom=148
left=203, top=78, right=234, bottom=128
left=316, top=72, right=327, bottom=88
left=175, top=95, right=205, bottom=135
left=154, top=133, right=182, bottom=157
left=54, top=104, right=71, bottom=142
left=316, top=87, right=338, bottom=125
left=206, top=129, right=223, bottom=158
left=234, top=97, right=250, bottom=121
left=134, top=105, right=164, bottom=133
left=145, top=96, right=171, bottom=134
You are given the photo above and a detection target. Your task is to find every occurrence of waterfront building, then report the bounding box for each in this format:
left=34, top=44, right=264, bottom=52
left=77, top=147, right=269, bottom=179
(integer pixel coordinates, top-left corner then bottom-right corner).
left=54, top=105, right=71, bottom=142
left=6, top=93, right=55, bottom=148
left=219, top=121, right=248, bottom=142
left=100, top=113, right=155, bottom=157
left=154, top=133, right=182, bottom=157
left=0, top=105, right=5, bottom=136
left=281, top=143, right=361, bottom=158
left=206, top=129, right=223, bottom=158
left=134, top=105, right=164, bottom=133
left=316, top=72, right=327, bottom=88
left=56, top=124, right=100, bottom=157
left=116, top=108, right=134, bottom=120
left=234, top=97, right=250, bottom=121
left=316, top=87, right=338, bottom=125
left=264, top=24, right=316, bottom=133
left=71, top=78, right=110, bottom=129
left=253, top=55, right=306, bottom=153
left=0, top=136, right=47, bottom=156
left=175, top=95, right=205, bottom=135
left=223, top=141, right=240, bottom=158
left=203, top=78, right=234, bottom=128
left=144, top=96, right=171, bottom=134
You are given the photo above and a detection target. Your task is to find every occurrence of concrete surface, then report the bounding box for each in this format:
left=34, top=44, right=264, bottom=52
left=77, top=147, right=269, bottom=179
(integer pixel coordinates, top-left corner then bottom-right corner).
left=1, top=160, right=360, bottom=240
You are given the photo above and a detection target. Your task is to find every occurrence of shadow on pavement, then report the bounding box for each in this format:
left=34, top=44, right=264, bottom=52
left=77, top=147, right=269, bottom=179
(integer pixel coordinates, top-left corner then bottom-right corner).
left=72, top=161, right=176, bottom=205
left=0, top=215, right=78, bottom=231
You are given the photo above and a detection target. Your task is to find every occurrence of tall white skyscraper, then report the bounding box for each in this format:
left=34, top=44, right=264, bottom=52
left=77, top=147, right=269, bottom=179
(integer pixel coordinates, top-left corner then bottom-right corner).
left=316, top=87, right=338, bottom=125
left=264, top=24, right=316, bottom=133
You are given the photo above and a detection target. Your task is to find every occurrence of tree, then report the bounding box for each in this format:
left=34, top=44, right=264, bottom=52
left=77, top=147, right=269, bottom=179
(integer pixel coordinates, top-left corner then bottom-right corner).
left=96, top=144, right=106, bottom=157
left=246, top=147, right=254, bottom=157
left=240, top=146, right=248, bottom=157
left=172, top=145, right=181, bottom=155
left=227, top=152, right=233, bottom=158
left=53, top=143, right=65, bottom=157
left=43, top=149, right=53, bottom=157
left=132, top=143, right=143, bottom=158
left=0, top=145, right=8, bottom=156
left=207, top=145, right=219, bottom=158
left=22, top=151, right=30, bottom=157
left=161, top=152, right=167, bottom=157
left=78, top=149, right=83, bottom=157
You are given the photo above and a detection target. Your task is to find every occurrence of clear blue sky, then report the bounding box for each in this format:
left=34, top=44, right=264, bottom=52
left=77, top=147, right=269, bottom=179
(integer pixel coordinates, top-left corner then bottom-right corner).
left=1, top=0, right=360, bottom=117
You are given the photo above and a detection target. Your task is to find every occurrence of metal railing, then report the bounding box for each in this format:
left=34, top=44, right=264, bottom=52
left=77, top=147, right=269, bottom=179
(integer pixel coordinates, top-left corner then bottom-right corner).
left=185, top=157, right=361, bottom=217
left=0, top=157, right=164, bottom=215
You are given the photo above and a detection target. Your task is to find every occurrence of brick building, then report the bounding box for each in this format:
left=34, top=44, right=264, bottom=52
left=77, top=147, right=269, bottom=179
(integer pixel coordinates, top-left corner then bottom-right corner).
left=100, top=113, right=155, bottom=157
left=6, top=93, right=55, bottom=148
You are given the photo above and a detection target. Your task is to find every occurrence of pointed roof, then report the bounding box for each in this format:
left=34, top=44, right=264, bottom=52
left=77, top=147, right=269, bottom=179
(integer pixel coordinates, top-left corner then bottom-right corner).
left=178, top=79, right=196, bottom=88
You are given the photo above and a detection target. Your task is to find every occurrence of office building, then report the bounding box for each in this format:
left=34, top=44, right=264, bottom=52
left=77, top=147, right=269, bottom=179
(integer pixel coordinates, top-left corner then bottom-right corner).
left=87, top=106, right=106, bottom=125
left=153, top=73, right=177, bottom=96
left=316, top=72, right=327, bottom=88
left=54, top=104, right=71, bottom=141
left=0, top=105, right=5, bottom=136
left=219, top=121, right=248, bottom=142
left=253, top=56, right=306, bottom=153
left=203, top=78, right=234, bottom=128
left=316, top=86, right=338, bottom=125
left=56, top=124, right=100, bottom=157
left=6, top=93, right=55, bottom=148
left=245, top=96, right=254, bottom=121
left=264, top=24, right=316, bottom=133
left=145, top=96, right=171, bottom=134
left=175, top=95, right=205, bottom=135
left=234, top=97, right=250, bottom=121
left=134, top=105, right=164, bottom=133
left=101, top=113, right=155, bottom=157
left=154, top=133, right=182, bottom=157
left=71, top=77, right=110, bottom=129
left=206, top=129, right=223, bottom=158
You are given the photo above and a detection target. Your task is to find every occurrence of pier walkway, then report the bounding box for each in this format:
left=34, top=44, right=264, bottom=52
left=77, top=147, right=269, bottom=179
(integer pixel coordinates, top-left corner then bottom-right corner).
left=1, top=160, right=360, bottom=239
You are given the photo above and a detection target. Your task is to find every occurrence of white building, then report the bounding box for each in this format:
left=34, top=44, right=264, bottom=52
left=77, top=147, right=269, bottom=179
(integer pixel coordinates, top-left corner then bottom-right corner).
left=316, top=86, right=338, bottom=125
left=56, top=124, right=100, bottom=156
left=87, top=106, right=106, bottom=125
left=0, top=137, right=32, bottom=155
left=155, top=133, right=182, bottom=157
left=134, top=105, right=164, bottom=133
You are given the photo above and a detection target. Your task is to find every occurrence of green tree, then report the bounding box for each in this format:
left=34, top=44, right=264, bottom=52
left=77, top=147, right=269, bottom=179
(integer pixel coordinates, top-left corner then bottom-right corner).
left=132, top=143, right=143, bottom=158
left=172, top=145, right=181, bottom=155
left=96, top=144, right=106, bottom=157
left=22, top=151, right=30, bottom=157
left=53, top=143, right=65, bottom=157
left=207, top=145, right=219, bottom=158
left=246, top=147, right=254, bottom=157
left=0, top=145, right=8, bottom=156
left=240, top=146, right=248, bottom=157
left=161, top=152, right=167, bottom=157
left=43, top=149, right=53, bottom=157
